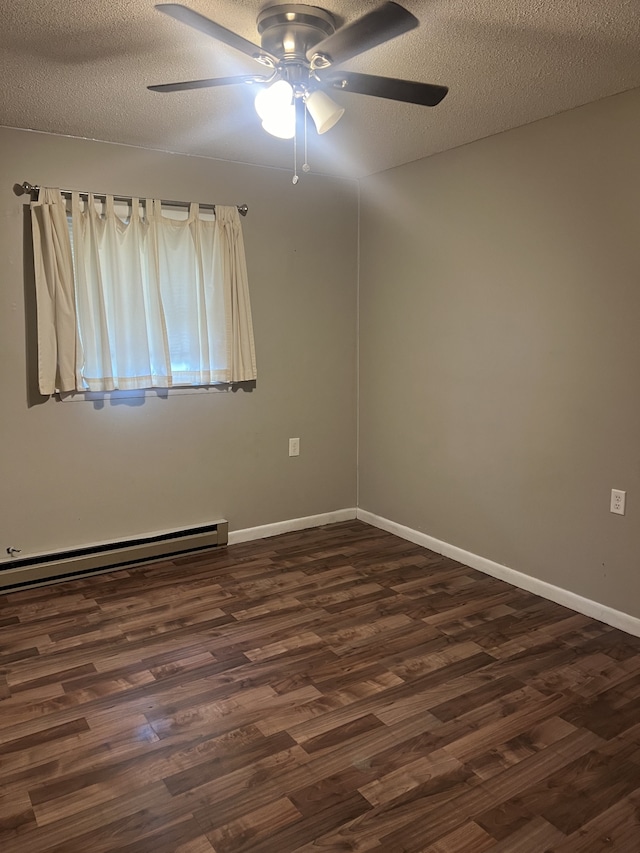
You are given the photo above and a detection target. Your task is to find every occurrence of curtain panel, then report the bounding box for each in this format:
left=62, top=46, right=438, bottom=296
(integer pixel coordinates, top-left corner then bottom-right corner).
left=31, top=189, right=257, bottom=394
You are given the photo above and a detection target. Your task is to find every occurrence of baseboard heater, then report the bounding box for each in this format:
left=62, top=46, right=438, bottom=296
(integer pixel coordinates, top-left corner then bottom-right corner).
left=0, top=520, right=228, bottom=591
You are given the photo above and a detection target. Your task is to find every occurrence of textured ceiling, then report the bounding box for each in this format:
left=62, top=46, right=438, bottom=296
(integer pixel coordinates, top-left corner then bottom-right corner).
left=1, top=0, right=639, bottom=178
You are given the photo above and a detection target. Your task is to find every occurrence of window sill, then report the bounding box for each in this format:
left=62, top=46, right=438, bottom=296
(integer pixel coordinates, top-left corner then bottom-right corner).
left=58, top=385, right=238, bottom=403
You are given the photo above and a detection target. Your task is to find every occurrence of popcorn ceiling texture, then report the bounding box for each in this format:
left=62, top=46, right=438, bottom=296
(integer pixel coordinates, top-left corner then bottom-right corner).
left=1, top=0, right=639, bottom=177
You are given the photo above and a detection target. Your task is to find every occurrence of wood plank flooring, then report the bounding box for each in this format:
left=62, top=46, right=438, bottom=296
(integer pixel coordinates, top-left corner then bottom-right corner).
left=1, top=520, right=640, bottom=851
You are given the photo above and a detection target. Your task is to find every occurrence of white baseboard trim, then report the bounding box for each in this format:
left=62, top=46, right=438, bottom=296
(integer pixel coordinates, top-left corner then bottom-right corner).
left=228, top=508, right=358, bottom=546
left=357, top=509, right=640, bottom=639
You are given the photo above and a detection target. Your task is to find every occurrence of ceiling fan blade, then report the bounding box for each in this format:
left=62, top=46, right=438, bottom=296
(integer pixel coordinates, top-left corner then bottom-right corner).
left=321, top=70, right=448, bottom=106
left=307, top=2, right=418, bottom=66
left=148, top=74, right=268, bottom=93
left=156, top=4, right=276, bottom=63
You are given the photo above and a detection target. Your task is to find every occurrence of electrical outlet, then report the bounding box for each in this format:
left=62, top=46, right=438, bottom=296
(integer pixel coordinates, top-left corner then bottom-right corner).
left=289, top=437, right=300, bottom=457
left=610, top=489, right=626, bottom=515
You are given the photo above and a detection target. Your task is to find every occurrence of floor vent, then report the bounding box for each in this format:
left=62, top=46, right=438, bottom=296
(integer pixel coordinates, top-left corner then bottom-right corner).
left=0, top=520, right=228, bottom=590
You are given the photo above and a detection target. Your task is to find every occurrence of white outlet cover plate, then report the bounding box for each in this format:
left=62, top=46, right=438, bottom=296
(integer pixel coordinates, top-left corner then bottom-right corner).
left=611, top=489, right=626, bottom=515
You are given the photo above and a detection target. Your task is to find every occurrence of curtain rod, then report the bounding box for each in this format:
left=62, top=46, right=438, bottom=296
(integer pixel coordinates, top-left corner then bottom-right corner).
left=16, top=182, right=248, bottom=217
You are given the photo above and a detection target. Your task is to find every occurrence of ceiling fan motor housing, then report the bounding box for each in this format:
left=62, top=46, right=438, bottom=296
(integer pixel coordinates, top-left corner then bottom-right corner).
left=257, top=5, right=336, bottom=62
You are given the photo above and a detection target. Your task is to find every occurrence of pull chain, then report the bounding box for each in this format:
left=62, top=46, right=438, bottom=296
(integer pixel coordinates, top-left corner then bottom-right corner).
left=303, top=103, right=310, bottom=173
left=292, top=101, right=299, bottom=185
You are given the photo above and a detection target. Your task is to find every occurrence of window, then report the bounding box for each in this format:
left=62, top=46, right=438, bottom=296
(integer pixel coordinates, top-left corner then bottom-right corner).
left=31, top=188, right=256, bottom=396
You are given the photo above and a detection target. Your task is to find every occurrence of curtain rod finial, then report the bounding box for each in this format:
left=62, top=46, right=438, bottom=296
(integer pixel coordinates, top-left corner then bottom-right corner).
left=14, top=181, right=38, bottom=197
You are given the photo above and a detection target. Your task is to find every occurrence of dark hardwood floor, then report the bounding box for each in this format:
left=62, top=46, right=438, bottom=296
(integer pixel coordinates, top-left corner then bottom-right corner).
left=1, top=520, right=640, bottom=852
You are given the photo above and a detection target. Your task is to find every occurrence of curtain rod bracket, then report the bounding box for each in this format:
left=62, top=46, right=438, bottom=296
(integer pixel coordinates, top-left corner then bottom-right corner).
left=15, top=182, right=248, bottom=216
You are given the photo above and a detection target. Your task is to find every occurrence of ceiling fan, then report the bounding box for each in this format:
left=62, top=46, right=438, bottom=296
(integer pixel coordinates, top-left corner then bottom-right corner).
left=149, top=2, right=448, bottom=141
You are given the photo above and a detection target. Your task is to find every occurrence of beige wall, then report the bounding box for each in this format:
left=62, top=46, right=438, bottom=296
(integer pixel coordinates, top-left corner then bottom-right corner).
left=0, top=128, right=358, bottom=557
left=4, top=88, right=639, bottom=618
left=359, top=89, right=640, bottom=617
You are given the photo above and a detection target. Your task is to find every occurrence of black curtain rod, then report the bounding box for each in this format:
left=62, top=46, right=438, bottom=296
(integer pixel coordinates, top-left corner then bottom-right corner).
left=16, top=182, right=248, bottom=217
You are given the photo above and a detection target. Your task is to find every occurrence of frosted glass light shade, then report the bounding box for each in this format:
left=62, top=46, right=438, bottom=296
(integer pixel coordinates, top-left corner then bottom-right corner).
left=255, top=80, right=295, bottom=138
left=261, top=111, right=295, bottom=138
left=305, top=89, right=345, bottom=134
left=254, top=80, right=293, bottom=119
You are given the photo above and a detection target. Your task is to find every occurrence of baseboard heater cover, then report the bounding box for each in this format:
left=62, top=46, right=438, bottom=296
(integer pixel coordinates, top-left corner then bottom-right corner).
left=0, top=520, right=228, bottom=590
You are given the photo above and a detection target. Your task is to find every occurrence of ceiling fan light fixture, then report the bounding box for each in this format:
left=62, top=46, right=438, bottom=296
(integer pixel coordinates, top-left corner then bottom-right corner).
left=304, top=89, right=345, bottom=134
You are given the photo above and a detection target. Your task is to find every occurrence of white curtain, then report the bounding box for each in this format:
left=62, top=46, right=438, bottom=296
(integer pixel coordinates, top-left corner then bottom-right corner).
left=31, top=188, right=256, bottom=394
left=31, top=188, right=78, bottom=393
